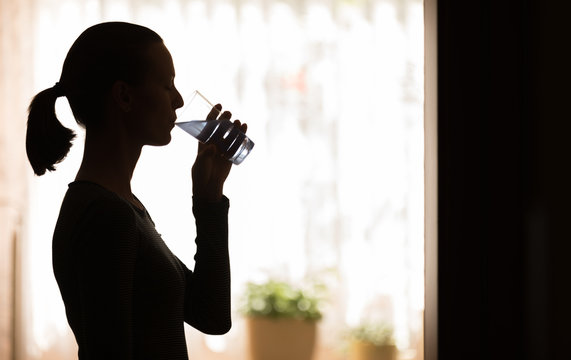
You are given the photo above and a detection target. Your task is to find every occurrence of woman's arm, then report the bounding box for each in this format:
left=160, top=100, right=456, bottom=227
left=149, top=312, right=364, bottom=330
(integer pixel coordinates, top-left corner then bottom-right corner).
left=184, top=107, right=246, bottom=333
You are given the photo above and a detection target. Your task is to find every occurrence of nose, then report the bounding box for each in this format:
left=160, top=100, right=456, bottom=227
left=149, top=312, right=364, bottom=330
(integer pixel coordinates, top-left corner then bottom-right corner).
left=173, top=87, right=184, bottom=110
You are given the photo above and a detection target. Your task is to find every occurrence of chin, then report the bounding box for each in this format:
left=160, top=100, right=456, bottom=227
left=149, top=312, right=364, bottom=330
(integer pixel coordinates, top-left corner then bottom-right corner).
left=148, top=134, right=172, bottom=147
left=160, top=135, right=172, bottom=146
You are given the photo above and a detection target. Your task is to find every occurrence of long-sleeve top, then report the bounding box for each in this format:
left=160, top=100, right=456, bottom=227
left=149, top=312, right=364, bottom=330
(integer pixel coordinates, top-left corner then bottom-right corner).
left=52, top=180, right=231, bottom=359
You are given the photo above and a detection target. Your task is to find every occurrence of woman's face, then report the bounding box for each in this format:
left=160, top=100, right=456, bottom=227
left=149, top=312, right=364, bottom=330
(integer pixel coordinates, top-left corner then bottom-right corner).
left=127, top=42, right=184, bottom=147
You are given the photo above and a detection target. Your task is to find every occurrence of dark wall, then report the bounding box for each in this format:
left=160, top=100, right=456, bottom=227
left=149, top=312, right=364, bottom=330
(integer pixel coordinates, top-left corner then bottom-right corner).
left=437, top=1, right=571, bottom=359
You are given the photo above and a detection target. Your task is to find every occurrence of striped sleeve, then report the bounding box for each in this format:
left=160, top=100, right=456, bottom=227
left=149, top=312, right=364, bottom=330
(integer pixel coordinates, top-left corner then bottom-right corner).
left=183, top=196, right=232, bottom=334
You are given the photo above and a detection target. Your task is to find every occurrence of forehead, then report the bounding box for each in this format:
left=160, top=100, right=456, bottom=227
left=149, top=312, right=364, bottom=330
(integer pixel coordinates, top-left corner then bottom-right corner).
left=145, top=42, right=175, bottom=77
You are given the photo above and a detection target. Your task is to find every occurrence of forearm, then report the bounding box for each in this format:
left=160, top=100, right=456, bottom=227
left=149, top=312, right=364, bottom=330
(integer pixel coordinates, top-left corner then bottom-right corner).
left=185, top=196, right=232, bottom=334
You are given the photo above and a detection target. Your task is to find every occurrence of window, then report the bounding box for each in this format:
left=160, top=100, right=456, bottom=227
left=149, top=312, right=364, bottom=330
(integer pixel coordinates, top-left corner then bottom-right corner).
left=23, top=0, right=425, bottom=358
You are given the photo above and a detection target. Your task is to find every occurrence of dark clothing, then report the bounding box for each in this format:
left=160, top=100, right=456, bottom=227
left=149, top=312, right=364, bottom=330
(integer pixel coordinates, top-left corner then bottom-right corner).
left=52, top=181, right=231, bottom=359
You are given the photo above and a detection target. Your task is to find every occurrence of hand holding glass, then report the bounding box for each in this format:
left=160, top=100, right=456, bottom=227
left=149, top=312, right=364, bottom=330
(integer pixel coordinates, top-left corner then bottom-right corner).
left=175, top=91, right=254, bottom=165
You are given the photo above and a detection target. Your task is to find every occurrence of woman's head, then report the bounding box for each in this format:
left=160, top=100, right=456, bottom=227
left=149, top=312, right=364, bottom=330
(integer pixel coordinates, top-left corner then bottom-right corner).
left=26, top=22, right=165, bottom=175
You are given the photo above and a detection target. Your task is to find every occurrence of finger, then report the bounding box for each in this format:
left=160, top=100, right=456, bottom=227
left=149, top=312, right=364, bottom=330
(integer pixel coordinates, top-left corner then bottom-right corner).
left=226, top=130, right=246, bottom=158
left=207, top=104, right=222, bottom=121
left=232, top=119, right=247, bottom=133
left=220, top=124, right=241, bottom=150
left=218, top=110, right=232, bottom=121
left=234, top=120, right=245, bottom=134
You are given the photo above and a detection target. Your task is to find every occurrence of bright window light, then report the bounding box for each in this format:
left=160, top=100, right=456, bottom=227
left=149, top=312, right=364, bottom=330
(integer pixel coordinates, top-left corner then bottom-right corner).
left=25, top=0, right=424, bottom=358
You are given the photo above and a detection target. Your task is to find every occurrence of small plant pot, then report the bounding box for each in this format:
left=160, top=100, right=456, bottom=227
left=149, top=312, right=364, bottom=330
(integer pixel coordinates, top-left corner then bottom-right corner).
left=349, top=340, right=398, bottom=360
left=246, top=317, right=317, bottom=360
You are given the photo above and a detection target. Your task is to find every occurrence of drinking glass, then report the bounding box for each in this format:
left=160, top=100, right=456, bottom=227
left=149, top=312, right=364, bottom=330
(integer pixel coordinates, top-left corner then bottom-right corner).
left=175, top=90, right=254, bottom=165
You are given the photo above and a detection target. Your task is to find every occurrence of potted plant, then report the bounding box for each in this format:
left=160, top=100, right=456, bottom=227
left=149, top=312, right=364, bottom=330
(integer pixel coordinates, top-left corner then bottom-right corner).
left=239, top=279, right=325, bottom=360
left=348, top=322, right=398, bottom=360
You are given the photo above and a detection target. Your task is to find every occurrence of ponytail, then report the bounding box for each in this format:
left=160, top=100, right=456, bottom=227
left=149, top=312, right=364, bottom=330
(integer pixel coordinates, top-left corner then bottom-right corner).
left=25, top=22, right=164, bottom=176
left=26, top=84, right=76, bottom=176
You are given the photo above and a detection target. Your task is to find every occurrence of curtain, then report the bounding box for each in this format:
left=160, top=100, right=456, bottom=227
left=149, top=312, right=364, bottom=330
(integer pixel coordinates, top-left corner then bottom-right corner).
left=0, top=0, right=34, bottom=358
left=18, top=0, right=424, bottom=359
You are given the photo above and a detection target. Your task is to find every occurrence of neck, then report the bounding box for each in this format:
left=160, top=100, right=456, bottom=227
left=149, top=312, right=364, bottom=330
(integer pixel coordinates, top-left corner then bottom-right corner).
left=76, top=127, right=142, bottom=207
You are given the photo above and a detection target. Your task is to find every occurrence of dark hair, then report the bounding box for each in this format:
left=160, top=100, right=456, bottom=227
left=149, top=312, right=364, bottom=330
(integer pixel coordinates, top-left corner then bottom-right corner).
left=26, top=22, right=163, bottom=175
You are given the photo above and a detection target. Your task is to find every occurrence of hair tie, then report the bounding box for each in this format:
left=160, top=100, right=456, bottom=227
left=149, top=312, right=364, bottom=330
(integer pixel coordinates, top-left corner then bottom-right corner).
left=53, top=82, right=65, bottom=97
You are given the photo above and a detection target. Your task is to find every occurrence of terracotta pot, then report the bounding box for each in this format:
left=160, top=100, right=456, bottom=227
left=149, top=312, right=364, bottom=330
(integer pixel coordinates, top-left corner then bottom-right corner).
left=349, top=341, right=398, bottom=360
left=246, top=317, right=317, bottom=360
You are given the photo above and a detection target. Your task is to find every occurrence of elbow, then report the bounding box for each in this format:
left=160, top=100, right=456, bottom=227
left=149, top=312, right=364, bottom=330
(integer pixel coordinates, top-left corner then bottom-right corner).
left=200, top=318, right=232, bottom=335
left=186, top=297, right=232, bottom=334
left=210, top=318, right=232, bottom=335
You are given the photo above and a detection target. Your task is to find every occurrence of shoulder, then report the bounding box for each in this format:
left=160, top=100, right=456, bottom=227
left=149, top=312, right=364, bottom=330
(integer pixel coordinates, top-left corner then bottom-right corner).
left=57, top=181, right=139, bottom=244
left=53, top=182, right=140, bottom=279
left=60, top=181, right=132, bottom=219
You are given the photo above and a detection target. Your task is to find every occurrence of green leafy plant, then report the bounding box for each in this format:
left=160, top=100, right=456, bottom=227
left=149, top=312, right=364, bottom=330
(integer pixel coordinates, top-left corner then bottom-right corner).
left=239, top=280, right=325, bottom=321
left=349, top=322, right=395, bottom=346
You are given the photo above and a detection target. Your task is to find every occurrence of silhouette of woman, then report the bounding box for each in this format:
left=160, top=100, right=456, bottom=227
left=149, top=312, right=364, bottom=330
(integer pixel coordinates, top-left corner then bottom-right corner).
left=26, top=22, right=245, bottom=359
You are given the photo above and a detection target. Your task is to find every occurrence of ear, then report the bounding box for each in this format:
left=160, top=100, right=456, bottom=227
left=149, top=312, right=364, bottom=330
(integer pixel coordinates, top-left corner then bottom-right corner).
left=110, top=80, right=133, bottom=112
